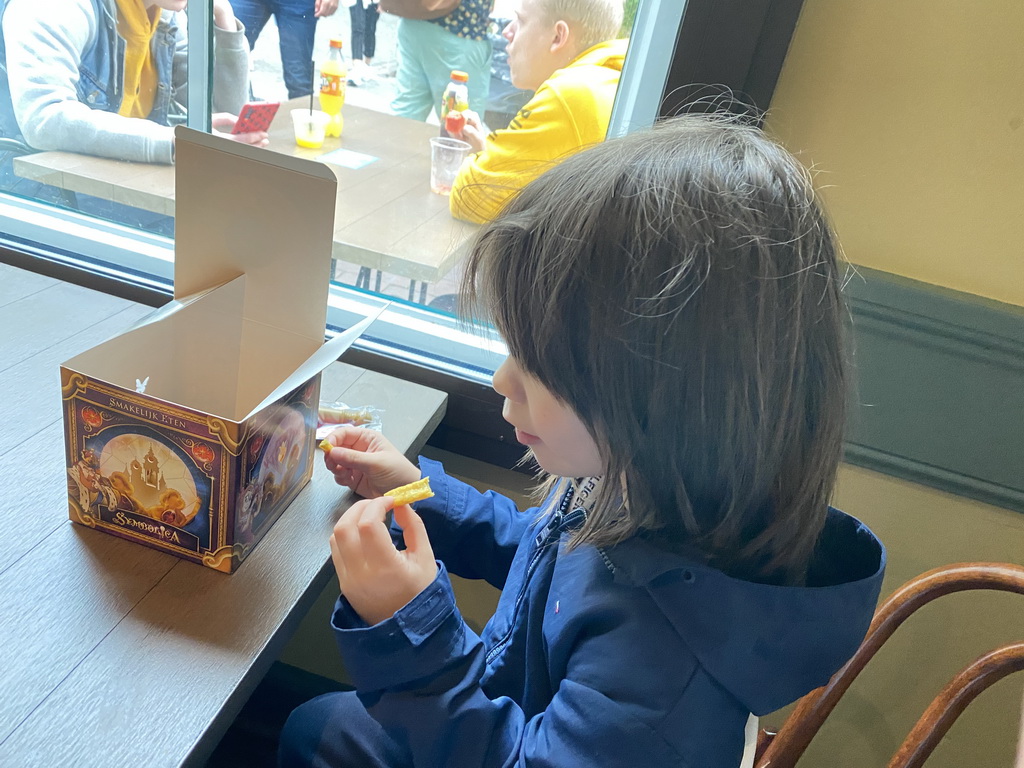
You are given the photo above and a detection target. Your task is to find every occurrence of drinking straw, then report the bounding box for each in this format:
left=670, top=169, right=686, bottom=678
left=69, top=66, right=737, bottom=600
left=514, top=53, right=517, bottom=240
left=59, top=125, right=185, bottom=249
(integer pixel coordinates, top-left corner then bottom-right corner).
left=309, top=60, right=315, bottom=115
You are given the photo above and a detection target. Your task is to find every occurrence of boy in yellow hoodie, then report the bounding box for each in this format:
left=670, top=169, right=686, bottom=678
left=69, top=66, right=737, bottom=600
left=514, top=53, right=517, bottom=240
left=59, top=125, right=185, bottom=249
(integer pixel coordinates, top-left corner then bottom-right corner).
left=449, top=0, right=625, bottom=224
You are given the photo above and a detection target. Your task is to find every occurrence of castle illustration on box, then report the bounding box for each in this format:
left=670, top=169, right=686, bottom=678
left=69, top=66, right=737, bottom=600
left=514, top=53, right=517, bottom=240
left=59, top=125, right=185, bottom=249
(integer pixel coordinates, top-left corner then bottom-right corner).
left=62, top=374, right=319, bottom=572
left=67, top=425, right=215, bottom=553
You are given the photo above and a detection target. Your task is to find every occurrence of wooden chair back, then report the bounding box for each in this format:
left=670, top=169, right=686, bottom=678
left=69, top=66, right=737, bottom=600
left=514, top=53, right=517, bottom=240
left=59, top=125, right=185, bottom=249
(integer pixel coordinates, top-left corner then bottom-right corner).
left=754, top=562, right=1024, bottom=768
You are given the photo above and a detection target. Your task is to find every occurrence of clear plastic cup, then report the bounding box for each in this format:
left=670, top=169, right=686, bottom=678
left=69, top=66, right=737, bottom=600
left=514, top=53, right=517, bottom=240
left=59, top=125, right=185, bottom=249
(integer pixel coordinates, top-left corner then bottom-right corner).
left=429, top=137, right=472, bottom=195
left=291, top=109, right=331, bottom=149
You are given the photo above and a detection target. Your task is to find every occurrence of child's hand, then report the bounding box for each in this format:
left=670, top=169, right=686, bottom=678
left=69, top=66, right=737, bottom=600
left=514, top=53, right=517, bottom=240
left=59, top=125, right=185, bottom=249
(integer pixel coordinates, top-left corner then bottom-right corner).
left=330, top=496, right=438, bottom=626
left=322, top=426, right=421, bottom=499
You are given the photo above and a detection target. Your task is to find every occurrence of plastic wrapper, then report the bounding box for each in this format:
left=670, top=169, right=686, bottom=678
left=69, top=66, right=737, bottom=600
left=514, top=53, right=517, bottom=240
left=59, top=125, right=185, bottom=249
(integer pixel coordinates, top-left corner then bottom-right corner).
left=315, top=401, right=383, bottom=439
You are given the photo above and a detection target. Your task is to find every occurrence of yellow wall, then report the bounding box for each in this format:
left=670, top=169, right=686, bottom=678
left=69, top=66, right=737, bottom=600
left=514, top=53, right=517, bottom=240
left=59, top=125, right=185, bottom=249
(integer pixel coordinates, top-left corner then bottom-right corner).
left=765, top=1, right=1024, bottom=307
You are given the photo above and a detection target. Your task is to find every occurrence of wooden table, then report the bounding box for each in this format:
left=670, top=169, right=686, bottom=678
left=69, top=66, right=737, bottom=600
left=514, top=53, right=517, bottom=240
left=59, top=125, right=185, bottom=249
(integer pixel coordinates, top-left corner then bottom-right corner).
left=0, top=263, right=447, bottom=766
left=13, top=103, right=478, bottom=302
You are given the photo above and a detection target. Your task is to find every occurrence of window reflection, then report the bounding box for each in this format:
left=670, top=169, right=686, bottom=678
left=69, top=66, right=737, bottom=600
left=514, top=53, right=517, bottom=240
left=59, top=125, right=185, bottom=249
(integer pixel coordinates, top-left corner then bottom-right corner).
left=0, top=0, right=636, bottom=314
left=0, top=0, right=257, bottom=238
left=247, top=1, right=631, bottom=312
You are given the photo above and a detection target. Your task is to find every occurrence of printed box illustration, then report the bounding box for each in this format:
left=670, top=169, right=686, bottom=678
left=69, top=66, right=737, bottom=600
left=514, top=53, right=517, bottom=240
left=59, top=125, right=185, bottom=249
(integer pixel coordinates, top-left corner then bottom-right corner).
left=60, top=128, right=372, bottom=573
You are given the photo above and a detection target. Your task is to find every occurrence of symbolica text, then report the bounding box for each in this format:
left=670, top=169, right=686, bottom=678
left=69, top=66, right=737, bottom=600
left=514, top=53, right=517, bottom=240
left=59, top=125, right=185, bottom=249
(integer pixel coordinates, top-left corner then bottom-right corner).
left=113, top=511, right=183, bottom=543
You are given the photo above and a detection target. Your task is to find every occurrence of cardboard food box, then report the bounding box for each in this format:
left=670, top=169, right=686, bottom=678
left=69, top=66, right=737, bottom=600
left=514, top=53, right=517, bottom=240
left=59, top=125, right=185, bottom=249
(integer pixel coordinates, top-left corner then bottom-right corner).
left=60, top=128, right=375, bottom=573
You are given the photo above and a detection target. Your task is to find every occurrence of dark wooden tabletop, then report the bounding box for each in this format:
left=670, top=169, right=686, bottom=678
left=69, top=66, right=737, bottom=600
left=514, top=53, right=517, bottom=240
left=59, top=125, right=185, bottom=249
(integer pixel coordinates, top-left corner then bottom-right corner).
left=0, top=263, right=447, bottom=766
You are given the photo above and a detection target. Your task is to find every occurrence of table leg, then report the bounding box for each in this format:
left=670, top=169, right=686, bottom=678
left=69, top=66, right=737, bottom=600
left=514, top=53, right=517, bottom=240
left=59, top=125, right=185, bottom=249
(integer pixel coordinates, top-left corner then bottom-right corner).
left=355, top=267, right=371, bottom=290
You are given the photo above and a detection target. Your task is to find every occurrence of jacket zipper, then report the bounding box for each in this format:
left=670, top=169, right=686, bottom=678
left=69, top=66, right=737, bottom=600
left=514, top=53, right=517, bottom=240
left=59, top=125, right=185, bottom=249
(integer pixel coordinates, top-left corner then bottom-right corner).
left=484, top=490, right=579, bottom=665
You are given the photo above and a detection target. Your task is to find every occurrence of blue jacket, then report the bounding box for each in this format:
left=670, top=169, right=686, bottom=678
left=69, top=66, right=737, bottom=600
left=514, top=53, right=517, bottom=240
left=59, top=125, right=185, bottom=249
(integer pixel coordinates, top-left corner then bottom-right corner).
left=332, top=458, right=886, bottom=767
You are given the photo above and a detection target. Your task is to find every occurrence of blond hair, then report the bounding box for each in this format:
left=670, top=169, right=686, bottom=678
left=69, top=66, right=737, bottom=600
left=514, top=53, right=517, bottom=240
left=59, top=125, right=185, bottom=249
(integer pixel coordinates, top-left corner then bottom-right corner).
left=539, top=0, right=625, bottom=53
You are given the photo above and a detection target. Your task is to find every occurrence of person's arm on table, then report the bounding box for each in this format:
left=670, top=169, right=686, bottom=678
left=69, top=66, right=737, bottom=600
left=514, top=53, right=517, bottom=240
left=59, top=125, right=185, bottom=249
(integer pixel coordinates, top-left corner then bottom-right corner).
left=4, top=0, right=264, bottom=164
left=449, top=85, right=586, bottom=225
left=181, top=0, right=268, bottom=147
left=4, top=0, right=176, bottom=163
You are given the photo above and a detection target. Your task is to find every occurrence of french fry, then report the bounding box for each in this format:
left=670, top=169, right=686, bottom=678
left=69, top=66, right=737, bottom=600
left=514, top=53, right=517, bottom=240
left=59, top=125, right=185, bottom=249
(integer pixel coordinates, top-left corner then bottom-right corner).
left=384, top=477, right=434, bottom=505
left=318, top=438, right=333, bottom=454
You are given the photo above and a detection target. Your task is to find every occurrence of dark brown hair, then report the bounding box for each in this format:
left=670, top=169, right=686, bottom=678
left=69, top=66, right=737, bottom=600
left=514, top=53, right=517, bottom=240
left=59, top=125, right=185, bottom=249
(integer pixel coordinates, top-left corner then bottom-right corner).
left=461, top=113, right=850, bottom=585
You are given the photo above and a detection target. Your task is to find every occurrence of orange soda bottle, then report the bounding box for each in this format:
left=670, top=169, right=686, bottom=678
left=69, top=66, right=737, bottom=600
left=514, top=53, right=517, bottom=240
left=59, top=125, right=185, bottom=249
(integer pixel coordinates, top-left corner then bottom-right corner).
left=319, top=38, right=347, bottom=138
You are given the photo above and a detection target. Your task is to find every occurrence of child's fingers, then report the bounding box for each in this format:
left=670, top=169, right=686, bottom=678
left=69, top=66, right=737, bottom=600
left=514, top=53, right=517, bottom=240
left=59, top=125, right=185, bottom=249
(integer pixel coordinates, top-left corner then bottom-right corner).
left=351, top=496, right=398, bottom=561
left=334, top=425, right=389, bottom=452
left=332, top=501, right=365, bottom=552
left=392, top=504, right=433, bottom=560
left=327, top=446, right=372, bottom=470
left=328, top=531, right=348, bottom=587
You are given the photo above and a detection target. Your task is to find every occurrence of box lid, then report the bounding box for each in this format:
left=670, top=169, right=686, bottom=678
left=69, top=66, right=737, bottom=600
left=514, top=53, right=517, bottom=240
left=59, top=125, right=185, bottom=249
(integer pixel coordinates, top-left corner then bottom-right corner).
left=172, top=127, right=338, bottom=345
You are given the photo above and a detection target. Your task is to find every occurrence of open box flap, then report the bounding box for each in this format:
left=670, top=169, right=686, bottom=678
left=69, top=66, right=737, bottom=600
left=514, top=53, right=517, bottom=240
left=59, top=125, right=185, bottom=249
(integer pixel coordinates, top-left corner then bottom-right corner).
left=241, top=305, right=387, bottom=422
left=114, top=277, right=243, bottom=337
left=173, top=127, right=338, bottom=344
left=63, top=276, right=254, bottom=418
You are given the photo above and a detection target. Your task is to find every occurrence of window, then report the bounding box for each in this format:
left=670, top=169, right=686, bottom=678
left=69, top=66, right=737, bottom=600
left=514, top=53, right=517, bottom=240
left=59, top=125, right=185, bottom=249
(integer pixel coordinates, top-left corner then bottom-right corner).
left=1, top=0, right=799, bottom=459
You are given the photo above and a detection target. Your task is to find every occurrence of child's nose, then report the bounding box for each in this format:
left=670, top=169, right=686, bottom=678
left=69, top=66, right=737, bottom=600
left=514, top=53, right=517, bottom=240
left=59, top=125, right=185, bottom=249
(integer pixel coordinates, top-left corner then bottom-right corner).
left=491, top=356, right=521, bottom=402
left=502, top=21, right=514, bottom=41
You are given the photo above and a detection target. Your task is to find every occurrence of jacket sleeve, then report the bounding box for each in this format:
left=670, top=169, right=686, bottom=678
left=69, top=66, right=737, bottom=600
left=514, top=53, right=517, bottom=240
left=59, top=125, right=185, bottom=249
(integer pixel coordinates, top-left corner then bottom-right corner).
left=3, top=0, right=175, bottom=164
left=448, top=82, right=588, bottom=225
left=210, top=17, right=250, bottom=116
left=172, top=14, right=250, bottom=121
left=332, top=564, right=704, bottom=768
left=402, top=458, right=535, bottom=590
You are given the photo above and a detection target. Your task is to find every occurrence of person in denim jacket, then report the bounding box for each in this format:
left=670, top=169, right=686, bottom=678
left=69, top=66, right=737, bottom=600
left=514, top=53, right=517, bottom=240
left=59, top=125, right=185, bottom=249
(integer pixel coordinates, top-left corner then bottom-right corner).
left=0, top=0, right=265, bottom=166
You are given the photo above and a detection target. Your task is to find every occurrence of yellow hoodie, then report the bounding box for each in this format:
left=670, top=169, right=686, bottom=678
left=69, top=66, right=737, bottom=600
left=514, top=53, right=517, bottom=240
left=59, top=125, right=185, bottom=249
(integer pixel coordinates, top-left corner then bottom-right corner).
left=450, top=38, right=627, bottom=225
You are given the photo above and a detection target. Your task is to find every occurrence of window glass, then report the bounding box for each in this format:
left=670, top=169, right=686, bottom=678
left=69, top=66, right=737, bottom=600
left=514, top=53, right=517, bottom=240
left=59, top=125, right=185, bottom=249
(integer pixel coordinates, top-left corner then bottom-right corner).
left=0, top=0, right=660, bottom=375
left=0, top=0, right=192, bottom=239
left=229, top=0, right=638, bottom=314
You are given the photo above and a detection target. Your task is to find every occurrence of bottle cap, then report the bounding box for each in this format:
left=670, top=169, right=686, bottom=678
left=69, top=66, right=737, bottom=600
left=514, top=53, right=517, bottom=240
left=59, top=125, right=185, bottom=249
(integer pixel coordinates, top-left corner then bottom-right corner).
left=329, top=38, right=344, bottom=49
left=450, top=70, right=469, bottom=82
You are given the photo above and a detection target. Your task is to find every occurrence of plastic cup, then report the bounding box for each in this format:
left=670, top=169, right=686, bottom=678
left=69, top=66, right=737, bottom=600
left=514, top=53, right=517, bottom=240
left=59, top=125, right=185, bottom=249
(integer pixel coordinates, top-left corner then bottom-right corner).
left=429, top=137, right=472, bottom=195
left=291, top=108, right=330, bottom=149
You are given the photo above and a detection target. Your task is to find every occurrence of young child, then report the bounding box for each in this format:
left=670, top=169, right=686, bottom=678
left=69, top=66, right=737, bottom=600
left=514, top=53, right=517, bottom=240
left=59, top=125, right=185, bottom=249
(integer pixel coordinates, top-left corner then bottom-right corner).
left=279, top=114, right=887, bottom=768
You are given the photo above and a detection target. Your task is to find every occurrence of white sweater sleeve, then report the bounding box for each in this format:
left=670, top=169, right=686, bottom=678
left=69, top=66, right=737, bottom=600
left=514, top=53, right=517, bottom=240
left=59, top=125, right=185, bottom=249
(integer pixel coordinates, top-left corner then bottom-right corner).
left=4, top=1, right=251, bottom=165
left=4, top=0, right=176, bottom=163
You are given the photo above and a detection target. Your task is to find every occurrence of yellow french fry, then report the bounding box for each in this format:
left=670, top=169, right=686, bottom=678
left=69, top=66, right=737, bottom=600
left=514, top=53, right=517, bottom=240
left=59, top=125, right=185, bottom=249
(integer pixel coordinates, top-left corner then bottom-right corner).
left=318, top=438, right=333, bottom=454
left=384, top=477, right=434, bottom=505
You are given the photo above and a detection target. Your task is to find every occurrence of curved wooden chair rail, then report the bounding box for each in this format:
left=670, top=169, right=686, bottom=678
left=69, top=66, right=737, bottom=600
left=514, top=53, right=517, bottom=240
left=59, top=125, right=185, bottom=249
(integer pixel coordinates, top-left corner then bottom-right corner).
left=755, top=562, right=1024, bottom=768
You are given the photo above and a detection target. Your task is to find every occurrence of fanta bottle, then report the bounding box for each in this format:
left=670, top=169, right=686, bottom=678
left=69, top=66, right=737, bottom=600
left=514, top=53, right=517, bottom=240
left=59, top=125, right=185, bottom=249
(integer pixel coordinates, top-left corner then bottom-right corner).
left=319, top=38, right=347, bottom=138
left=439, top=70, right=469, bottom=138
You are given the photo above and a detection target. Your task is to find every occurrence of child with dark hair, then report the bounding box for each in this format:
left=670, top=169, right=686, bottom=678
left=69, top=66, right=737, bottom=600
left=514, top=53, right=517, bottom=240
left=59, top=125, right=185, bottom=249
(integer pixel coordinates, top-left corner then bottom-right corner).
left=279, top=113, right=886, bottom=768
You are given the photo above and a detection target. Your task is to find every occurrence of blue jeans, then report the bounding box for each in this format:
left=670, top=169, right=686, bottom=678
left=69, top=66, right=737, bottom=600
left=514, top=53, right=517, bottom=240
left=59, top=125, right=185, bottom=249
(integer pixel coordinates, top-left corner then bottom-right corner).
left=278, top=691, right=411, bottom=767
left=232, top=0, right=318, bottom=99
left=349, top=2, right=380, bottom=61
